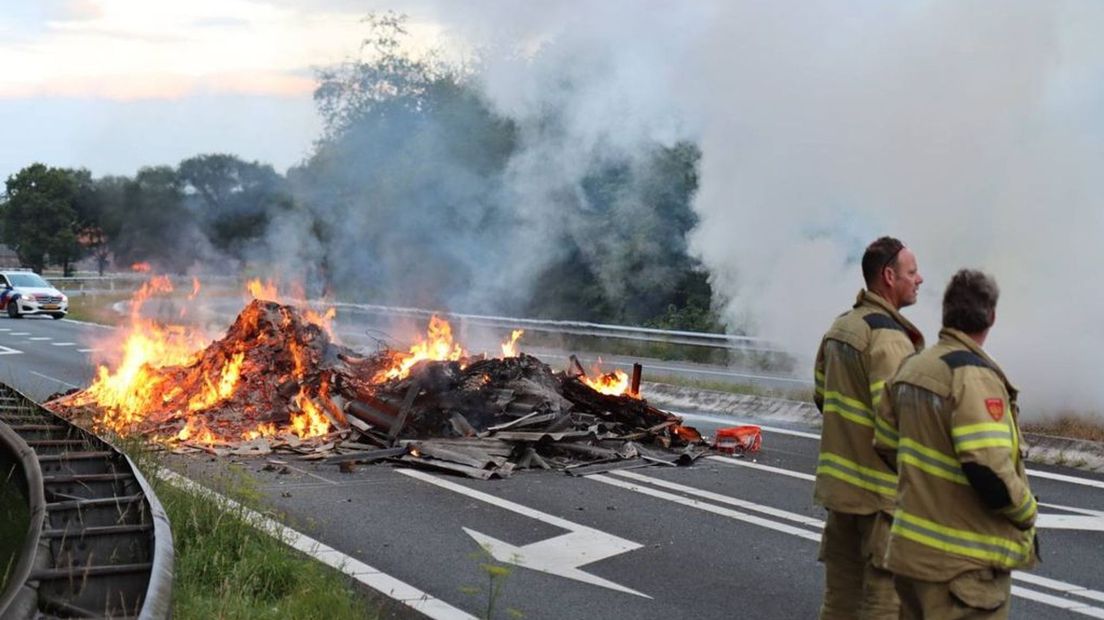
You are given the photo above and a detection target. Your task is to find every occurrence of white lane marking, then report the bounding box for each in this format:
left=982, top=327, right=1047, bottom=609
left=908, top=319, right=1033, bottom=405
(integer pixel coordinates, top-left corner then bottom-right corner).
left=0, top=345, right=21, bottom=355
left=1029, top=469, right=1104, bottom=490
left=0, top=327, right=10, bottom=331
left=1017, top=573, right=1104, bottom=605
left=704, top=452, right=1104, bottom=609
left=397, top=469, right=649, bottom=598
left=77, top=348, right=99, bottom=353
left=677, top=413, right=822, bottom=440
left=159, top=469, right=477, bottom=620
left=611, top=470, right=825, bottom=529
left=1040, top=502, right=1104, bottom=517
left=706, top=455, right=816, bottom=481
left=28, top=337, right=50, bottom=341
left=50, top=342, right=76, bottom=347
left=708, top=455, right=1103, bottom=531
left=1012, top=586, right=1104, bottom=618
left=604, top=462, right=1104, bottom=615
left=1036, top=515, right=1104, bottom=532
left=27, top=371, right=80, bottom=389
left=9, top=332, right=30, bottom=336
left=688, top=415, right=1104, bottom=490
left=589, top=474, right=822, bottom=542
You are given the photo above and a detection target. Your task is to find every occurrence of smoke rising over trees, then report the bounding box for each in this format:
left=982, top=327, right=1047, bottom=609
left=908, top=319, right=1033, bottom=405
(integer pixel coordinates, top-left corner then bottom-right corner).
left=0, top=13, right=717, bottom=332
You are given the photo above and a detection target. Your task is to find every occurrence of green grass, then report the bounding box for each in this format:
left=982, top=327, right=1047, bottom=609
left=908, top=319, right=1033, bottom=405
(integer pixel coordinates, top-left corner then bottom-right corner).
left=64, top=291, right=132, bottom=325
left=116, top=442, right=386, bottom=620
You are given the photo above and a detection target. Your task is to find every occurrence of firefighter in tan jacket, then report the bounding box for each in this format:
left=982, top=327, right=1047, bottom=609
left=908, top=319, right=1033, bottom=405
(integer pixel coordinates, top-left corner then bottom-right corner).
left=875, top=269, right=1037, bottom=619
left=814, top=236, right=924, bottom=619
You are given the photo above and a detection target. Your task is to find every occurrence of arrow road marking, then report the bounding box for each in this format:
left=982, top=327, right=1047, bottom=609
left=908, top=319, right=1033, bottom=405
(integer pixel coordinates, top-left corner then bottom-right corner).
left=0, top=345, right=21, bottom=355
left=397, top=469, right=649, bottom=598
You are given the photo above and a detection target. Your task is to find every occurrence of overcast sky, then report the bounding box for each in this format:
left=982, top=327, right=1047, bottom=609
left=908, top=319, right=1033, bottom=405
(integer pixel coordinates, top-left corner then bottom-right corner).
left=0, top=0, right=446, bottom=179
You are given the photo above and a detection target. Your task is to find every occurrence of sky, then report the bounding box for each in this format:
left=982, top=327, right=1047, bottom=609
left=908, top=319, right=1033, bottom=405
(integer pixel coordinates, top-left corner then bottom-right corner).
left=0, top=0, right=444, bottom=179
left=5, top=1, right=1104, bottom=416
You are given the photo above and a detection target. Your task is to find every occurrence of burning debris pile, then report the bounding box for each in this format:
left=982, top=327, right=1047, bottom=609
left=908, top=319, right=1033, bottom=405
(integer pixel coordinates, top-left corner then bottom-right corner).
left=47, top=281, right=704, bottom=478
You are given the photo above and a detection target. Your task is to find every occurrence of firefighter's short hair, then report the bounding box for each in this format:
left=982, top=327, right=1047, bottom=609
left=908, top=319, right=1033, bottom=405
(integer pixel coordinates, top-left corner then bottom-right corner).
left=861, top=236, right=906, bottom=288
left=943, top=269, right=999, bottom=333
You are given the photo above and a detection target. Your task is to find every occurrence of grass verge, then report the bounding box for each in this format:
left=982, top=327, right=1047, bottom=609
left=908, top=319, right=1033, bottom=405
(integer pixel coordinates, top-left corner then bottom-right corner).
left=121, top=443, right=386, bottom=620
left=64, top=292, right=132, bottom=325
left=1022, top=415, right=1104, bottom=443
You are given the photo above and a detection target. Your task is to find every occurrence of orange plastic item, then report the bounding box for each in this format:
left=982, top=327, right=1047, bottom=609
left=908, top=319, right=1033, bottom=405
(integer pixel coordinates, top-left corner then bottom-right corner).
left=712, top=425, right=762, bottom=454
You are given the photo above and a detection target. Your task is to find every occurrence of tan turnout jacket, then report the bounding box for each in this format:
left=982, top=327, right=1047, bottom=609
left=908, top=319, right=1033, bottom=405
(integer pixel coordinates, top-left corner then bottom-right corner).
left=813, top=290, right=924, bottom=515
left=875, top=328, right=1038, bottom=582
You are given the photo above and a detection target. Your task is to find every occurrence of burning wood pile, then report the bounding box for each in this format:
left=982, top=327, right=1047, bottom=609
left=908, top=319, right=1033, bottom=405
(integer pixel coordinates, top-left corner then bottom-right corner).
left=48, top=277, right=705, bottom=479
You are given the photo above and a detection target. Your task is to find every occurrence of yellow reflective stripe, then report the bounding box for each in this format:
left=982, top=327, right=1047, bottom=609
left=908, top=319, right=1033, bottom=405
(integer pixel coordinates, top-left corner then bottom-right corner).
left=898, top=438, right=968, bottom=485
left=1002, top=490, right=1037, bottom=525
left=870, top=380, right=886, bottom=408
left=953, top=422, right=1011, bottom=437
left=874, top=414, right=899, bottom=449
left=892, top=510, right=1032, bottom=568
left=952, top=423, right=1013, bottom=453
left=817, top=452, right=897, bottom=497
left=814, top=370, right=825, bottom=396
left=823, top=391, right=874, bottom=428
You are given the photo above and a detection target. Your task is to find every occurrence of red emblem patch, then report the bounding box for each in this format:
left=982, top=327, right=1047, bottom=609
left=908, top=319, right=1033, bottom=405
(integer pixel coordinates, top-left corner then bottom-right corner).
left=985, top=398, right=1005, bottom=421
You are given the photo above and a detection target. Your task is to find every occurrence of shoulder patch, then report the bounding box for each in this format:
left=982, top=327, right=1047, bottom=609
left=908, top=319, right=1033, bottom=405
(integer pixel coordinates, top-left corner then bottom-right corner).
left=863, top=313, right=906, bottom=333
left=985, top=398, right=1005, bottom=421
left=941, top=350, right=990, bottom=370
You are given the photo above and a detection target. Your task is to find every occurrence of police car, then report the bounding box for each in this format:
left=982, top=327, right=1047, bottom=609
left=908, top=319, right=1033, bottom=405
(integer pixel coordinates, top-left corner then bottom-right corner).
left=0, top=270, right=69, bottom=319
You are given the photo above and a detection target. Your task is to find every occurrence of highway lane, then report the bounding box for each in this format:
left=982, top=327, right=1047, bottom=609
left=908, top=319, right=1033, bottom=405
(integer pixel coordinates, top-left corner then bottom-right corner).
left=3, top=315, right=1104, bottom=618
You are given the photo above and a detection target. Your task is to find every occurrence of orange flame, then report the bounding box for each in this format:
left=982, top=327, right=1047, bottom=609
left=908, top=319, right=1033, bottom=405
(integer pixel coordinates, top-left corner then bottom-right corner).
left=304, top=306, right=337, bottom=341
left=580, top=359, right=637, bottom=397
left=501, top=329, right=524, bottom=357
left=291, top=388, right=331, bottom=438
left=131, top=262, right=151, bottom=273
left=247, top=278, right=279, bottom=301
left=374, top=315, right=466, bottom=382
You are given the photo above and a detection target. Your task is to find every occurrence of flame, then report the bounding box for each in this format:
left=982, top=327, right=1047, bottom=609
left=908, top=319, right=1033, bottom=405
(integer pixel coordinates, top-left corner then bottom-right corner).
left=186, top=352, right=245, bottom=411
left=291, top=388, right=331, bottom=438
left=242, top=422, right=278, bottom=441
left=188, top=277, right=201, bottom=300
left=374, top=315, right=466, bottom=382
left=580, top=359, right=637, bottom=397
left=501, top=329, right=524, bottom=357
left=176, top=417, right=221, bottom=444
left=248, top=278, right=279, bottom=301
left=131, top=262, right=151, bottom=273
left=304, top=306, right=337, bottom=340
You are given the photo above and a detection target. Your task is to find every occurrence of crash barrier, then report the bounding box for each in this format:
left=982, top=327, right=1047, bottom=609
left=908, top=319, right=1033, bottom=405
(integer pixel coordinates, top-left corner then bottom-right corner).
left=0, top=383, right=172, bottom=619
left=331, top=302, right=782, bottom=353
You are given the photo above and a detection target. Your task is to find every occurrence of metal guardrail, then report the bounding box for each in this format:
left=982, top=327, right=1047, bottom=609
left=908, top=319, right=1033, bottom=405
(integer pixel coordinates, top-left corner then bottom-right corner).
left=0, top=383, right=173, bottom=619
left=52, top=272, right=785, bottom=354
left=331, top=302, right=783, bottom=353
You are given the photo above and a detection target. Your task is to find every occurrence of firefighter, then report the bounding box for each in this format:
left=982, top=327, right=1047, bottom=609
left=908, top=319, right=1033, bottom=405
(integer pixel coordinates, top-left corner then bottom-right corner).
left=875, top=269, right=1037, bottom=619
left=814, top=236, right=924, bottom=619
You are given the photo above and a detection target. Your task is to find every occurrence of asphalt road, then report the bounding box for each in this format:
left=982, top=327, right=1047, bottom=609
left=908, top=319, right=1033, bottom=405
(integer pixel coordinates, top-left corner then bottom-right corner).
left=3, top=314, right=1104, bottom=619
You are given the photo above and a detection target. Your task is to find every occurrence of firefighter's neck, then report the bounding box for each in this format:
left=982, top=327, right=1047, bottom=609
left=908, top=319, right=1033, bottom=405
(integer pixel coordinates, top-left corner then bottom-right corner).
left=966, top=328, right=989, bottom=347
left=869, top=283, right=901, bottom=310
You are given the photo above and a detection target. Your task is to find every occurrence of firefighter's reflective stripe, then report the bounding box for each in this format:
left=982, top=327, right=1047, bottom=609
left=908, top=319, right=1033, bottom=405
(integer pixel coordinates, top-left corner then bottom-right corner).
left=1002, top=490, right=1037, bottom=526
left=952, top=423, right=1013, bottom=452
left=874, top=413, right=899, bottom=449
left=815, top=370, right=825, bottom=399
left=817, top=452, right=897, bottom=496
left=897, top=438, right=968, bottom=485
left=892, top=510, right=1033, bottom=569
left=823, top=391, right=874, bottom=427
left=869, top=380, right=886, bottom=408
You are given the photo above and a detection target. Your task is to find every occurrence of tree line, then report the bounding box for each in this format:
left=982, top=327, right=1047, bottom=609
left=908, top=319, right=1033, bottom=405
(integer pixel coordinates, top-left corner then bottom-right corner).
left=0, top=14, right=721, bottom=333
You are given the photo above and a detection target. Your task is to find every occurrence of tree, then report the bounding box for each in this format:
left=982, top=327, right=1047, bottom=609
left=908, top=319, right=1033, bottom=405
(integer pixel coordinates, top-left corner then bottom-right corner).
left=177, top=154, right=292, bottom=258
left=0, top=163, right=84, bottom=273
left=108, top=166, right=196, bottom=271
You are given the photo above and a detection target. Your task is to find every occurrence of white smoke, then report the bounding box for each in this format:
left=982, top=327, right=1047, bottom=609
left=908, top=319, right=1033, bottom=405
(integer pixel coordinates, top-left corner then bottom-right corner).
left=394, top=0, right=1104, bottom=417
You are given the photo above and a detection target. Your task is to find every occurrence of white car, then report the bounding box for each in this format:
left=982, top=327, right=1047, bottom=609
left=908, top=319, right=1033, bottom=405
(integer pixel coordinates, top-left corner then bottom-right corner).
left=0, top=270, right=69, bottom=319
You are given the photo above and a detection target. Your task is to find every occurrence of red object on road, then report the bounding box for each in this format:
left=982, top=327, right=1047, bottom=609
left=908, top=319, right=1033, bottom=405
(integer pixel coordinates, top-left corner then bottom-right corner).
left=712, top=425, right=762, bottom=454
